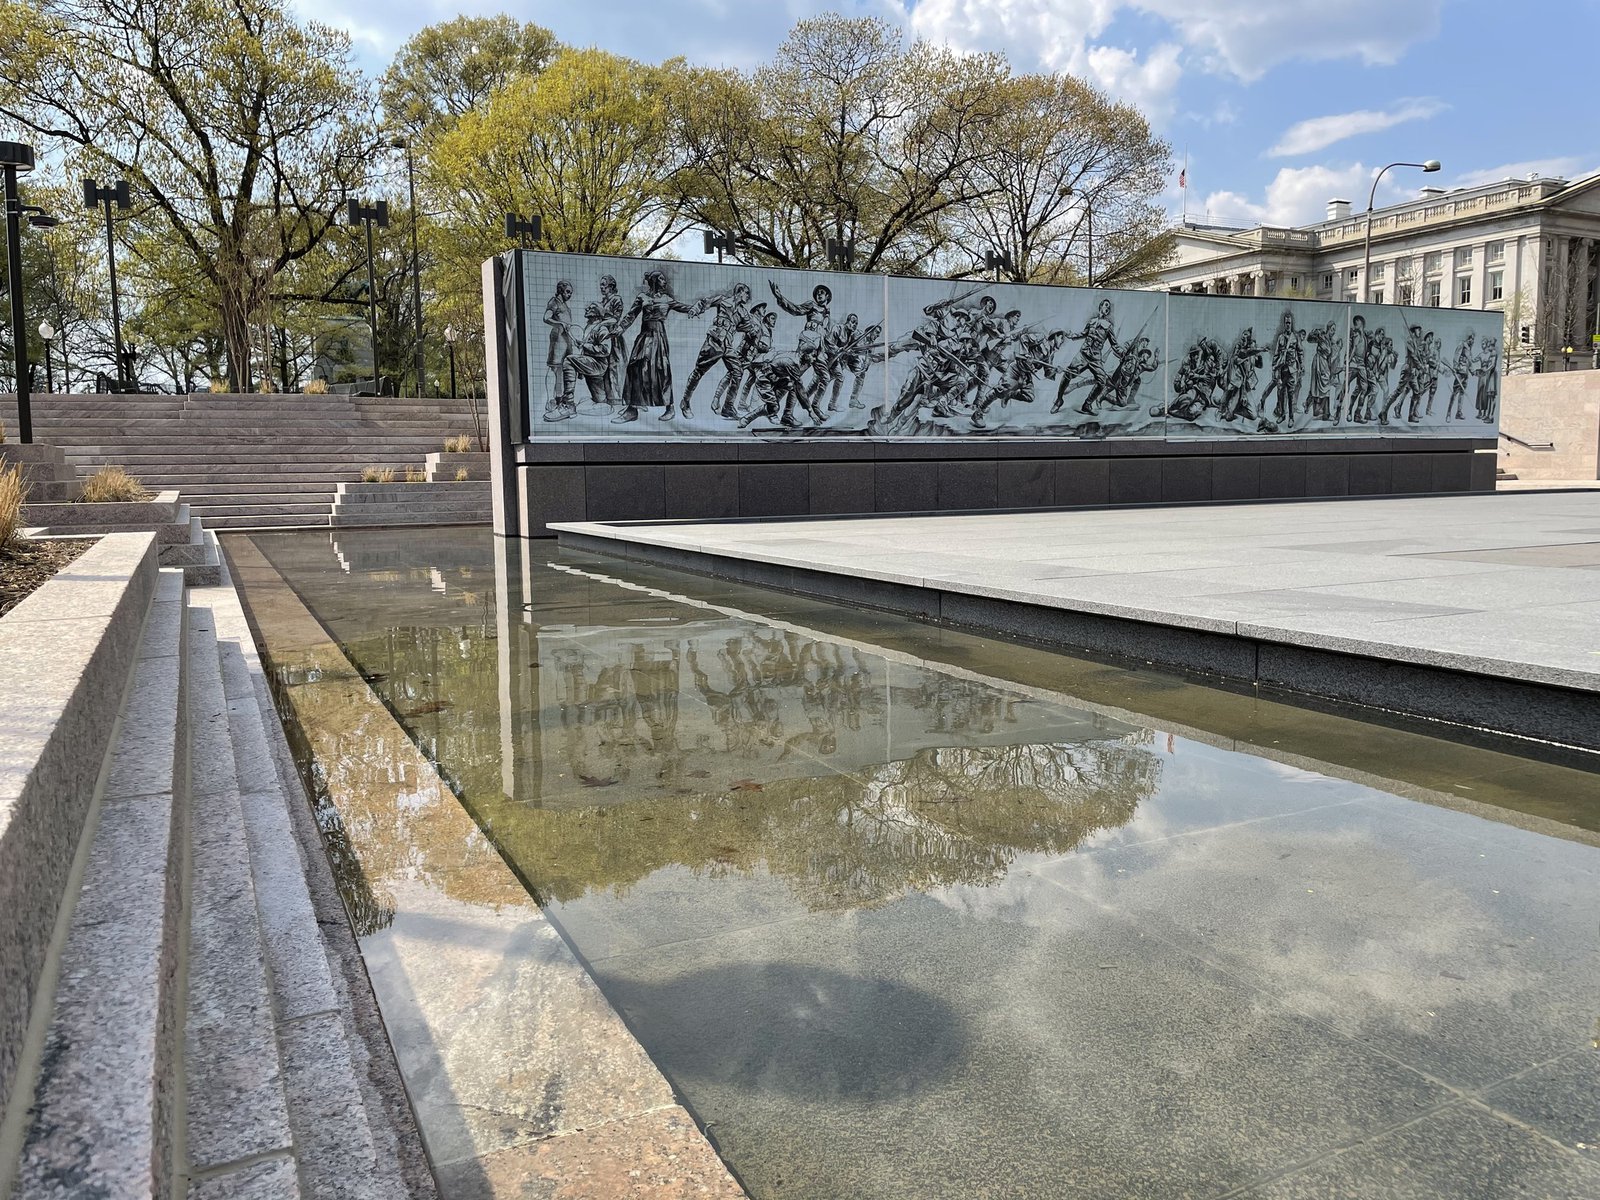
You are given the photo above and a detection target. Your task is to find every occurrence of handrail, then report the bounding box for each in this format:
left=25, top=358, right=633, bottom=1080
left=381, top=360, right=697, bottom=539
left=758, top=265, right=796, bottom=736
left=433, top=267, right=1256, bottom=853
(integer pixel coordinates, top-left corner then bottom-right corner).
left=1499, top=431, right=1555, bottom=451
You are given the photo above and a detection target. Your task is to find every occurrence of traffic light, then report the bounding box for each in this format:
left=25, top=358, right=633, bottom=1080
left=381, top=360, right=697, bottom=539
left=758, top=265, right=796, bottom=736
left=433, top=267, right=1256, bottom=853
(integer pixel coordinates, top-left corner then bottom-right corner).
left=1520, top=326, right=1531, bottom=344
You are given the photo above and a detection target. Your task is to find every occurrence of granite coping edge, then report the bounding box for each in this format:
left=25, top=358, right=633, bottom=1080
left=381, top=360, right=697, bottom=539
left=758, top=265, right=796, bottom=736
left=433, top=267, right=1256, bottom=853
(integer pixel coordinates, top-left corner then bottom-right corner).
left=221, top=534, right=745, bottom=1198
left=0, top=530, right=159, bottom=1126
left=548, top=520, right=1600, bottom=696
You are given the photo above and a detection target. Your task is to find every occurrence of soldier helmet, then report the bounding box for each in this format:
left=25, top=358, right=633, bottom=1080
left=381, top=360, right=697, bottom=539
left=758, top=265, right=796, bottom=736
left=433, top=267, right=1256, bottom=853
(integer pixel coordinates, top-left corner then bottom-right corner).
left=584, top=302, right=602, bottom=320
left=812, top=284, right=832, bottom=304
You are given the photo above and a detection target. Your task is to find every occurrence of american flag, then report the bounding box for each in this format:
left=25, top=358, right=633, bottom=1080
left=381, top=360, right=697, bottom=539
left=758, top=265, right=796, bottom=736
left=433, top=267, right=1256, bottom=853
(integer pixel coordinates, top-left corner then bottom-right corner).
left=1179, top=167, right=1186, bottom=188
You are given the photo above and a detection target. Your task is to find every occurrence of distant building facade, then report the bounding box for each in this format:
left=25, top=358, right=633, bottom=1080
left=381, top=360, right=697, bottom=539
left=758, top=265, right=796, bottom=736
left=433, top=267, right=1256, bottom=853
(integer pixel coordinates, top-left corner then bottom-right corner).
left=1153, top=173, right=1600, bottom=371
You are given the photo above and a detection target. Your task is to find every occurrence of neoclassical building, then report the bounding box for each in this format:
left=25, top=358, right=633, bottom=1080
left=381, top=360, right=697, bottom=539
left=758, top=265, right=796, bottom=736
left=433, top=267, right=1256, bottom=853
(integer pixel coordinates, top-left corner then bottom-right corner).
left=1152, top=172, right=1600, bottom=370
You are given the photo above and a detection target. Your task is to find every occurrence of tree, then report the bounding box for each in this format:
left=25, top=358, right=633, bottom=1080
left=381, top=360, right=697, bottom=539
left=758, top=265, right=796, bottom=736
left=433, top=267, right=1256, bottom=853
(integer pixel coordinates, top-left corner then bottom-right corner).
left=422, top=46, right=686, bottom=343
left=0, top=0, right=379, bottom=390
left=379, top=15, right=558, bottom=143
left=945, top=73, right=1173, bottom=286
left=664, top=15, right=1009, bottom=274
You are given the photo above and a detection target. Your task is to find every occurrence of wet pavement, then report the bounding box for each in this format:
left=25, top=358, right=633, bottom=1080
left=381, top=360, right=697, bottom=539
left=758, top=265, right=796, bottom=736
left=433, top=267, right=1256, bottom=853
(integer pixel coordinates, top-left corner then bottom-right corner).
left=231, top=525, right=1600, bottom=1200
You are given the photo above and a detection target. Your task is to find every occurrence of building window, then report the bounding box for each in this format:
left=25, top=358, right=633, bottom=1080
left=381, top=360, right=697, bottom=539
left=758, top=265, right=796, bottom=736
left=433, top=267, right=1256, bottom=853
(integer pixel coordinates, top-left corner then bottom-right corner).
left=1322, top=272, right=1334, bottom=289
left=1396, top=259, right=1414, bottom=279
left=1487, top=240, right=1504, bottom=262
left=1371, top=262, right=1386, bottom=281
left=1457, top=277, right=1471, bottom=306
left=1424, top=251, right=1442, bottom=272
left=1398, top=284, right=1414, bottom=306
left=1372, top=289, right=1385, bottom=305
left=1456, top=246, right=1473, bottom=268
left=1290, top=275, right=1301, bottom=289
left=1489, top=270, right=1504, bottom=301
left=1428, top=280, right=1442, bottom=307
left=1347, top=268, right=1359, bottom=282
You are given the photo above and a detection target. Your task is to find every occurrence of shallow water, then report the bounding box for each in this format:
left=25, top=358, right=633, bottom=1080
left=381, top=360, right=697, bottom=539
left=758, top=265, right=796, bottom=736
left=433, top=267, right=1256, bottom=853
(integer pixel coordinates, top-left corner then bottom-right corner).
left=243, top=526, right=1600, bottom=1200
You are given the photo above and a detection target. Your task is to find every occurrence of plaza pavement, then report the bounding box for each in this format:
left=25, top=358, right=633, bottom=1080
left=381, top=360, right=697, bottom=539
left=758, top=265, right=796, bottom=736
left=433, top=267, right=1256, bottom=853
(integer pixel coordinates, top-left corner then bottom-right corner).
left=552, top=491, right=1600, bottom=745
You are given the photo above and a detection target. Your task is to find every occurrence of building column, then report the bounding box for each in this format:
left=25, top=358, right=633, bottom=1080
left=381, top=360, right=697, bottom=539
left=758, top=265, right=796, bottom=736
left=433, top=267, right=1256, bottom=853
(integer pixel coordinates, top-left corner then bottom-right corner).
left=1550, top=236, right=1571, bottom=352
left=1469, top=243, right=1487, bottom=312
left=1570, top=239, right=1593, bottom=347
left=1252, top=272, right=1266, bottom=297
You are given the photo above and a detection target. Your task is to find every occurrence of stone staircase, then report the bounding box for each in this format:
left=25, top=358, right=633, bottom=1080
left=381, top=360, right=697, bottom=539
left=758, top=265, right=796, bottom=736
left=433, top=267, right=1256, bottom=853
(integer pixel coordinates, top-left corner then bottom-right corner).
left=0, top=392, right=487, bottom=531
left=2, top=544, right=433, bottom=1198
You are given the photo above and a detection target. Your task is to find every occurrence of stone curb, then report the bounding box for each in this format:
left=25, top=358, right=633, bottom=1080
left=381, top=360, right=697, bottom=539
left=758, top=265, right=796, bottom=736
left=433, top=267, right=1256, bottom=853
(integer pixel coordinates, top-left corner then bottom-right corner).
left=0, top=532, right=159, bottom=1125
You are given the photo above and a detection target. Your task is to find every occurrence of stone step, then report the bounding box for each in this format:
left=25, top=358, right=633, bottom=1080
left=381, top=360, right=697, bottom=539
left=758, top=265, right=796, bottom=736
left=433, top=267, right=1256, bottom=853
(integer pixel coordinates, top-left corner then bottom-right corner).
left=329, top=510, right=491, bottom=528
left=180, top=611, right=300, bottom=1197
left=135, top=481, right=339, bottom=496
left=198, top=513, right=331, bottom=530
left=187, top=501, right=339, bottom=519
left=195, top=569, right=408, bottom=1200
left=15, top=574, right=190, bottom=1199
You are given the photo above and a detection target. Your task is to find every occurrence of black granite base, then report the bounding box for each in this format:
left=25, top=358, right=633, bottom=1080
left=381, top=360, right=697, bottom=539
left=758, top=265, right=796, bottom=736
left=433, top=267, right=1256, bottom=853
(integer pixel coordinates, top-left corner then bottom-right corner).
left=556, top=529, right=1599, bottom=758
left=512, top=439, right=1494, bottom=536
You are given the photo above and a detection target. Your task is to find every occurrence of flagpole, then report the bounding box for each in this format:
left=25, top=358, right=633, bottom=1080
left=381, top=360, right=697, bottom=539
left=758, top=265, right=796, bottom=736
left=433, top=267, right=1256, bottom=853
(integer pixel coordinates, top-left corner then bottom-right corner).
left=1181, top=149, right=1188, bottom=224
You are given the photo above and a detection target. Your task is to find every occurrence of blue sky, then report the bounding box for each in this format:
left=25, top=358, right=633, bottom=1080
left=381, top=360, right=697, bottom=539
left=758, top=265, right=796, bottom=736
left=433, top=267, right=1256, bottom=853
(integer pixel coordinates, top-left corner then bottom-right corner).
left=306, top=0, right=1599, bottom=228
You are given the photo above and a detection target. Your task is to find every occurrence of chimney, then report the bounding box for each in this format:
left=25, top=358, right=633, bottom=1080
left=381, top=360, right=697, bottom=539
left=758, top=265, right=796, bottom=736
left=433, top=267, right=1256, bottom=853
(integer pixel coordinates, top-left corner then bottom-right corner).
left=1326, top=198, right=1351, bottom=221
left=1419, top=186, right=1446, bottom=199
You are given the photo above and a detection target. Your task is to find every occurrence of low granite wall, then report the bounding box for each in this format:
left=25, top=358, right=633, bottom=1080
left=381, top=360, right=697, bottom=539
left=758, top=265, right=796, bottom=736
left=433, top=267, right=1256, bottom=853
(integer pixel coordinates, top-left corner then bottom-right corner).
left=0, top=532, right=159, bottom=1125
left=1500, top=372, right=1600, bottom=479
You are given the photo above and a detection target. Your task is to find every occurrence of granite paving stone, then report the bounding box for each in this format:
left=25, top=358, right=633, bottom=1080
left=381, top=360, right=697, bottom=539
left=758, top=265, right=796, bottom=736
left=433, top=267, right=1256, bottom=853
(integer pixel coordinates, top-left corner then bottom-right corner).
left=1238, top=1102, right=1600, bottom=1199
left=551, top=492, right=1600, bottom=700
left=1480, top=1051, right=1600, bottom=1157
left=190, top=1156, right=301, bottom=1200
left=431, top=1107, right=746, bottom=1200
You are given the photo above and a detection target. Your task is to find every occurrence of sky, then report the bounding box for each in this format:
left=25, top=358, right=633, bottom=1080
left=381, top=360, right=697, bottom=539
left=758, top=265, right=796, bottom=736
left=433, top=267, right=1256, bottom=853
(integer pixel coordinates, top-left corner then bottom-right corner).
left=298, top=0, right=1600, bottom=230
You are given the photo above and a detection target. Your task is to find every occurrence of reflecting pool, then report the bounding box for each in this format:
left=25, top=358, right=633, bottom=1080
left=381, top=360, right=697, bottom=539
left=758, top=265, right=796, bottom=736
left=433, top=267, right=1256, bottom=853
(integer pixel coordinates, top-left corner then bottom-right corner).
left=235, top=526, right=1600, bottom=1200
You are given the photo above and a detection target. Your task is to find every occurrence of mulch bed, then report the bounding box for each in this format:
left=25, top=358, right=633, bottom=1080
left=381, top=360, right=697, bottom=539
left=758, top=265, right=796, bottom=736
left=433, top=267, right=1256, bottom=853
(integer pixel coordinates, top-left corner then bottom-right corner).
left=0, top=538, right=96, bottom=618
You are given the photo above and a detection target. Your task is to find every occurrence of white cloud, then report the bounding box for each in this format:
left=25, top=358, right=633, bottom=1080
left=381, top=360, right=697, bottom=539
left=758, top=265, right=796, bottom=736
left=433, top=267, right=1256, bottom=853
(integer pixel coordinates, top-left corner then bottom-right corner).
left=910, top=0, right=1442, bottom=86
left=1135, top=0, right=1443, bottom=81
left=1268, top=97, right=1446, bottom=158
left=912, top=1, right=1185, bottom=118
left=1450, top=156, right=1593, bottom=188
left=1080, top=42, right=1184, bottom=119
left=1199, top=161, right=1404, bottom=227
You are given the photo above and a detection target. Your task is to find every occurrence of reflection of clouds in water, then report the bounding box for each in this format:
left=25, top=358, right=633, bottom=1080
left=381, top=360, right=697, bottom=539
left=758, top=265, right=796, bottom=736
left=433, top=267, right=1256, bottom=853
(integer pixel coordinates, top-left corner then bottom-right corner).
left=1055, top=821, right=1527, bottom=1037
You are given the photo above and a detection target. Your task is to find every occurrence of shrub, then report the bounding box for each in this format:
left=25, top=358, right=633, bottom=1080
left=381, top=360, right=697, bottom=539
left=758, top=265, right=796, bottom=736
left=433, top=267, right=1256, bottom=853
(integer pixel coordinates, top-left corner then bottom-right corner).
left=208, top=380, right=229, bottom=394
left=303, top=378, right=328, bottom=395
left=404, top=465, right=426, bottom=483
left=361, top=466, right=396, bottom=483
left=0, top=465, right=28, bottom=551
left=80, top=465, right=151, bottom=503
left=454, top=467, right=469, bottom=482
left=0, top=415, right=7, bottom=443
left=443, top=434, right=473, bottom=453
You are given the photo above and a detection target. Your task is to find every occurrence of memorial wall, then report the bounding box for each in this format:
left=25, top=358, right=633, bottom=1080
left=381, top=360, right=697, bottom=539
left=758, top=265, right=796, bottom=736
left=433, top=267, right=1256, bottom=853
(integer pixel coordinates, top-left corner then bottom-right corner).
left=507, top=250, right=1502, bottom=444
left=485, top=250, right=1502, bottom=536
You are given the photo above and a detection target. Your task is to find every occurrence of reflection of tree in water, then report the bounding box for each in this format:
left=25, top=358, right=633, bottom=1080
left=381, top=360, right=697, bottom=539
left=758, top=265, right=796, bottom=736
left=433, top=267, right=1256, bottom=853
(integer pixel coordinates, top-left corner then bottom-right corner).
left=476, top=730, right=1161, bottom=912
left=264, top=626, right=527, bottom=931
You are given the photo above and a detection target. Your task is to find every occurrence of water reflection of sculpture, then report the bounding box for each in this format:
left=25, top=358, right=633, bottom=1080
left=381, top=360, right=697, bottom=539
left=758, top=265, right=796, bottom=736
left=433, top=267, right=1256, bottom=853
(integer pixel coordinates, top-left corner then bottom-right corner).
left=550, top=643, right=683, bottom=785
left=476, top=731, right=1163, bottom=912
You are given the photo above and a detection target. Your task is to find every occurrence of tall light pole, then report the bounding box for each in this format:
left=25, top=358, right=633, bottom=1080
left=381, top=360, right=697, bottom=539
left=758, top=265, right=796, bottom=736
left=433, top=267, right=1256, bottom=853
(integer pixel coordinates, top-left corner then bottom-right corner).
left=84, top=178, right=132, bottom=389
left=2, top=141, right=36, bottom=440
left=1362, top=159, right=1441, bottom=303
left=443, top=324, right=458, bottom=399
left=38, top=320, right=55, bottom=394
left=346, top=198, right=389, bottom=395
left=390, top=137, right=424, bottom=397
left=1060, top=185, right=1094, bottom=288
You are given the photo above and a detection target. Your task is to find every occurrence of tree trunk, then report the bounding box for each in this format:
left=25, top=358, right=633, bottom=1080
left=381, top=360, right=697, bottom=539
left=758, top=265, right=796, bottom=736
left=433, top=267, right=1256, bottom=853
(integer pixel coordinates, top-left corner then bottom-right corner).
left=220, top=286, right=253, bottom=393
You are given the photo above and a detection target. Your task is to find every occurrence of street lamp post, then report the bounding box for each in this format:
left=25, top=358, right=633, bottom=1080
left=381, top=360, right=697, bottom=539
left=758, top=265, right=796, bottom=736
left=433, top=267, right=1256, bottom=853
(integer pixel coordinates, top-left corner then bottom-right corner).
left=1362, top=159, right=1441, bottom=303
left=38, top=320, right=55, bottom=394
left=2, top=141, right=36, bottom=440
left=347, top=198, right=389, bottom=395
left=84, top=178, right=132, bottom=389
left=444, top=324, right=458, bottom=399
left=1060, top=186, right=1094, bottom=288
left=390, top=137, right=425, bottom=397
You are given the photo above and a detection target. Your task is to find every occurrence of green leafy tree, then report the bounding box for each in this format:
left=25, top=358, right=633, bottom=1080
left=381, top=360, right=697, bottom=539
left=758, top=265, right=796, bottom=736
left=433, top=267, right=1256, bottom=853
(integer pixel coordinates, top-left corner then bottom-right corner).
left=0, top=0, right=379, bottom=390
left=379, top=14, right=558, bottom=143
left=665, top=14, right=1009, bottom=274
